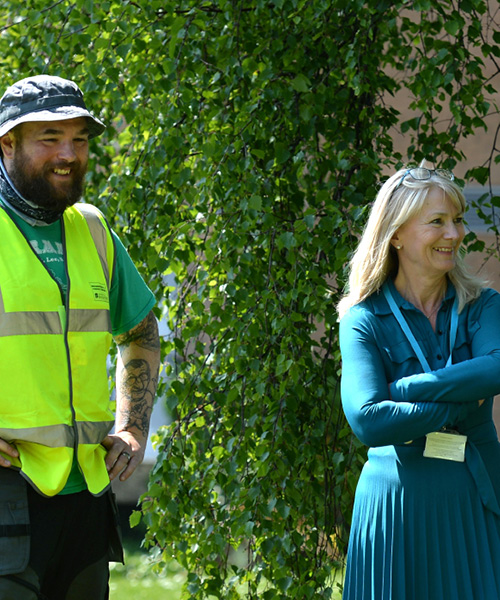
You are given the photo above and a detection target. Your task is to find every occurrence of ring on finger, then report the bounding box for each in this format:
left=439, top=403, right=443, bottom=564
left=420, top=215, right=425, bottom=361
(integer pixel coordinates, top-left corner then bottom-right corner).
left=121, top=451, right=131, bottom=461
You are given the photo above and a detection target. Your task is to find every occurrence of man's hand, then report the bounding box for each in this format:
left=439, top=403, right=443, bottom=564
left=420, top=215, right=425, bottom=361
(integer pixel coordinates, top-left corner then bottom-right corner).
left=0, top=437, right=19, bottom=467
left=101, top=431, right=146, bottom=482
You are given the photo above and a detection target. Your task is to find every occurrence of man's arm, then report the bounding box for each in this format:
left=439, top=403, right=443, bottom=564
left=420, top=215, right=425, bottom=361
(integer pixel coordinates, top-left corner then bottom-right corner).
left=102, top=310, right=161, bottom=482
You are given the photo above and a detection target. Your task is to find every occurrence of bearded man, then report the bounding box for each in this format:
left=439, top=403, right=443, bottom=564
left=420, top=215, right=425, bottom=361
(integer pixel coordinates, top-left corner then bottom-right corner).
left=0, top=75, right=161, bottom=600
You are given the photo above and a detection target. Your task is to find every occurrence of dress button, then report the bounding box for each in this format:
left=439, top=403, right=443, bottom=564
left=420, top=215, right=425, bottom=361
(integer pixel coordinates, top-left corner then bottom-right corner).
left=437, top=330, right=443, bottom=335
left=437, top=354, right=443, bottom=360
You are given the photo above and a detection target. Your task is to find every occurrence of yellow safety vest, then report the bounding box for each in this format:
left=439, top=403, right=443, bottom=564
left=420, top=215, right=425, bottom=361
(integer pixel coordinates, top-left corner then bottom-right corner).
left=0, top=203, right=115, bottom=496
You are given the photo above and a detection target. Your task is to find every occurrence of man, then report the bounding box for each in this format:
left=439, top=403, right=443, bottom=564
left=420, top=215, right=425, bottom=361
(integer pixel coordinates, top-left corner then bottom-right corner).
left=0, top=75, right=161, bottom=599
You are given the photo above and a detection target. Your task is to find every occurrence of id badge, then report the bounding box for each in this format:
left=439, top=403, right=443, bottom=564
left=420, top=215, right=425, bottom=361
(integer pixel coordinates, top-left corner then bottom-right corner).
left=423, top=430, right=467, bottom=462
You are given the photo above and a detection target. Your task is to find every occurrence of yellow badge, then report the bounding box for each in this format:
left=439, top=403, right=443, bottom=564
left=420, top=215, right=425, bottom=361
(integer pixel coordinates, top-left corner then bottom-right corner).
left=423, top=431, right=467, bottom=462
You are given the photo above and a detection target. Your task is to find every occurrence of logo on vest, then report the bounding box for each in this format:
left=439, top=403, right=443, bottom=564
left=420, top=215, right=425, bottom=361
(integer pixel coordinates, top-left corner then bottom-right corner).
left=90, top=282, right=108, bottom=303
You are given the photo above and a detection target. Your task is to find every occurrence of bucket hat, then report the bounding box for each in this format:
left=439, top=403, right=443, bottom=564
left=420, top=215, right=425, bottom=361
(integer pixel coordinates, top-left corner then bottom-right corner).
left=0, top=75, right=105, bottom=138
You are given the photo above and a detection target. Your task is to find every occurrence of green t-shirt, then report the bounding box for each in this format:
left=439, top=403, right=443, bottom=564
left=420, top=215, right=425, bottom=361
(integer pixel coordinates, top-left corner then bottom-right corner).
left=4, top=204, right=156, bottom=493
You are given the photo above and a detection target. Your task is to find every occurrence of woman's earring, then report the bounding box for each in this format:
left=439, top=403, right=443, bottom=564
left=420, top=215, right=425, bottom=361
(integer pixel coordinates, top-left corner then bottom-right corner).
left=396, top=245, right=401, bottom=250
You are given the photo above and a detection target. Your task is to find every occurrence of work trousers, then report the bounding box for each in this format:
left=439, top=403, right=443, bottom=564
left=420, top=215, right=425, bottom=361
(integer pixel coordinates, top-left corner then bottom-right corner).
left=0, top=469, right=123, bottom=600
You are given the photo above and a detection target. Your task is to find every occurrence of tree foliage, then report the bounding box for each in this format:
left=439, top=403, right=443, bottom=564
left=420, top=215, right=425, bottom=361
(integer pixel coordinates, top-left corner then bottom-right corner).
left=0, top=1, right=499, bottom=598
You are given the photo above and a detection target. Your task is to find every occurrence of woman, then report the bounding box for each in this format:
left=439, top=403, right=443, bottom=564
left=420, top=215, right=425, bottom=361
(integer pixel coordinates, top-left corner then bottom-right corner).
left=338, top=163, right=500, bottom=599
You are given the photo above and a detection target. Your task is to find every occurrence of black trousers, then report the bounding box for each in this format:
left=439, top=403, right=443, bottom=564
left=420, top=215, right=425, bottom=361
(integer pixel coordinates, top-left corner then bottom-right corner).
left=0, top=469, right=123, bottom=600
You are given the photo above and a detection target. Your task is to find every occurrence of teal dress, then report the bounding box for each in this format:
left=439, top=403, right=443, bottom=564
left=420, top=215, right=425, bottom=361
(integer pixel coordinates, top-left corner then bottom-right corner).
left=339, top=279, right=500, bottom=600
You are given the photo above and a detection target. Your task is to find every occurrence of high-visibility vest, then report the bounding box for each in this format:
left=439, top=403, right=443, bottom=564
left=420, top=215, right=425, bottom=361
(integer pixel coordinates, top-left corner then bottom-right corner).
left=0, top=202, right=115, bottom=496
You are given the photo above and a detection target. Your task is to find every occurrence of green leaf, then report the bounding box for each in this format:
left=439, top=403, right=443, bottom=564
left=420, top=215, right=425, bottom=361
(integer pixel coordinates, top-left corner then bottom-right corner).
left=444, top=19, right=461, bottom=36
left=290, top=73, right=311, bottom=93
left=248, top=195, right=263, bottom=210
left=129, top=510, right=142, bottom=528
left=277, top=576, right=293, bottom=592
left=277, top=231, right=297, bottom=250
left=275, top=142, right=291, bottom=164
left=169, top=16, right=185, bottom=58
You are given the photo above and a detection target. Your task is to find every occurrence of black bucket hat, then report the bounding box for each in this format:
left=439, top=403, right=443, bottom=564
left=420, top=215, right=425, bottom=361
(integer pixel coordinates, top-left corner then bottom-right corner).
left=0, top=75, right=105, bottom=139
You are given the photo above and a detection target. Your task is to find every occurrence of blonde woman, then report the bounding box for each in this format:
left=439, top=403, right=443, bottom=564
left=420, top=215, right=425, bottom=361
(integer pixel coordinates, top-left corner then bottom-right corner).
left=338, top=163, right=500, bottom=599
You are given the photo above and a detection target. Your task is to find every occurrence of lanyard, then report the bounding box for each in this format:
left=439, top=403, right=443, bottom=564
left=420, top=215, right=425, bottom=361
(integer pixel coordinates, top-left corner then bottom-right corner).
left=382, top=283, right=459, bottom=373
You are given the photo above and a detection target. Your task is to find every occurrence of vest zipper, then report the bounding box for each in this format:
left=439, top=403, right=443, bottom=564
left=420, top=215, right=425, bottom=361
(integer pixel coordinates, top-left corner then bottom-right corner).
left=59, top=218, right=79, bottom=459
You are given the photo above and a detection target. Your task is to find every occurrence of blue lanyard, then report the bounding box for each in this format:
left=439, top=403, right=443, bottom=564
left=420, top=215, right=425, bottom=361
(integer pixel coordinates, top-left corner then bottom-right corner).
left=382, top=283, right=459, bottom=373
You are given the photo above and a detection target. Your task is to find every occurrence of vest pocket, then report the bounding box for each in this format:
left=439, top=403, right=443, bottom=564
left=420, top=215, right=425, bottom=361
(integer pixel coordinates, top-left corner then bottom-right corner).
left=0, top=469, right=30, bottom=575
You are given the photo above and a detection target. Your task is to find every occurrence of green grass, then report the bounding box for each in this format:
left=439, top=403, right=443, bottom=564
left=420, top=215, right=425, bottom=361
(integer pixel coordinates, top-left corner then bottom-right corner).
left=109, top=547, right=185, bottom=599
left=109, top=536, right=343, bottom=600
left=110, top=549, right=343, bottom=599
left=112, top=508, right=344, bottom=598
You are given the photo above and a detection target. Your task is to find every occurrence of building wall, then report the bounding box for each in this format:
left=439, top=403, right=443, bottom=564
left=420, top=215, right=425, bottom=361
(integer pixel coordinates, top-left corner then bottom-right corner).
left=464, top=224, right=500, bottom=434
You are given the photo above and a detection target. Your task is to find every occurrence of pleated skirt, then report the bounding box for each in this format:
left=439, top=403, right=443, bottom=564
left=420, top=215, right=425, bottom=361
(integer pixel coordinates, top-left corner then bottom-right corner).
left=343, top=444, right=500, bottom=600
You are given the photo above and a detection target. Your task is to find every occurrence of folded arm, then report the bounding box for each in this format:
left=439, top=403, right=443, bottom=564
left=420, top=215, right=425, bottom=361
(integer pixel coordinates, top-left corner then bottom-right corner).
left=390, top=290, right=500, bottom=405
left=339, top=309, right=475, bottom=447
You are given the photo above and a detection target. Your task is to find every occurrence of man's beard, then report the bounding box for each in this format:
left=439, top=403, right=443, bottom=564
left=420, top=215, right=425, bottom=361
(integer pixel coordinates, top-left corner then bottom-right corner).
left=10, top=147, right=87, bottom=213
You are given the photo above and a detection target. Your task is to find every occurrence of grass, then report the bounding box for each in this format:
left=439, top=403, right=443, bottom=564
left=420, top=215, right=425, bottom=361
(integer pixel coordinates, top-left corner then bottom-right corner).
left=109, top=546, right=185, bottom=599
left=109, top=547, right=343, bottom=600
left=109, top=503, right=187, bottom=599
left=110, top=513, right=343, bottom=600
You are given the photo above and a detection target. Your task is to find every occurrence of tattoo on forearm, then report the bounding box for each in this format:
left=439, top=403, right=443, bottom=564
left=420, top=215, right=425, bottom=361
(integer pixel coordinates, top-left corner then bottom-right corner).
left=115, top=311, right=160, bottom=352
left=117, top=405, right=151, bottom=439
left=117, top=357, right=158, bottom=437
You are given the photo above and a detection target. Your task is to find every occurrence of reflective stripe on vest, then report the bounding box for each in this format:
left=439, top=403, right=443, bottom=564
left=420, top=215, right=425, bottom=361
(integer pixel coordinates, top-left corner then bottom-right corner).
left=0, top=308, right=111, bottom=336
left=0, top=203, right=115, bottom=496
left=0, top=420, right=114, bottom=447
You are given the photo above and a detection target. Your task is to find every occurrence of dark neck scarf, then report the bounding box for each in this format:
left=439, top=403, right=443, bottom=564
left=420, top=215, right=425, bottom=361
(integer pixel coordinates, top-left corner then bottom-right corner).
left=0, top=159, right=63, bottom=225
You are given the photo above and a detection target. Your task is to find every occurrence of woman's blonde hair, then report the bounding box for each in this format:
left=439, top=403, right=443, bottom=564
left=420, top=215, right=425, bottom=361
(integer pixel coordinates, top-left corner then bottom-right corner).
left=337, top=161, right=486, bottom=318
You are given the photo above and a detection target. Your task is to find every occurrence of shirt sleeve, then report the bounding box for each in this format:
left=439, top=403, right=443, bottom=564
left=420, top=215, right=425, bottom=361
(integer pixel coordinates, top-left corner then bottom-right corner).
left=109, top=230, right=156, bottom=337
left=339, top=307, right=471, bottom=447
left=390, top=289, right=500, bottom=405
